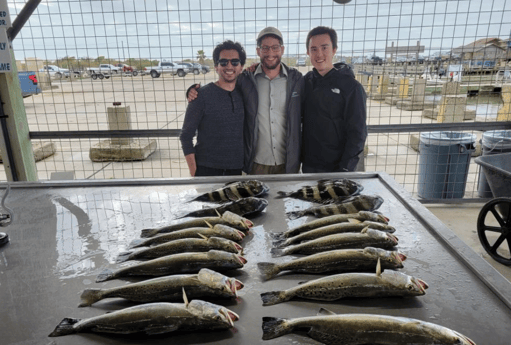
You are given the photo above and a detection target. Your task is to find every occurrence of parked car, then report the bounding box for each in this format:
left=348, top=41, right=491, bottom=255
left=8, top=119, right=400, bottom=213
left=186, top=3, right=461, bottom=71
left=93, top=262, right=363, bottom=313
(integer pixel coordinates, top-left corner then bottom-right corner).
left=143, top=61, right=190, bottom=78
left=368, top=55, right=383, bottom=65
left=86, top=64, right=122, bottom=79
left=179, top=62, right=210, bottom=75
left=296, top=57, right=306, bottom=66
left=38, top=65, right=79, bottom=79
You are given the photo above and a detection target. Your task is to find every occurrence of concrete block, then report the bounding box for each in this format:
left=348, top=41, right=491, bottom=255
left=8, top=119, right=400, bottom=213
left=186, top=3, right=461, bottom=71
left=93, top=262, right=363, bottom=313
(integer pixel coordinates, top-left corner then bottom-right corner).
left=497, top=84, right=511, bottom=121
left=422, top=109, right=438, bottom=119
left=0, top=141, right=56, bottom=163
left=108, top=105, right=132, bottom=145
left=437, top=95, right=467, bottom=123
left=89, top=139, right=157, bottom=162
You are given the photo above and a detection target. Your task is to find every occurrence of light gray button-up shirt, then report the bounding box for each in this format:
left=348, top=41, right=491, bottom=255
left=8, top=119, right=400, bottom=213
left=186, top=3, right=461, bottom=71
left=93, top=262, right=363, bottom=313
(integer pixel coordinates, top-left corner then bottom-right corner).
left=253, top=63, right=288, bottom=166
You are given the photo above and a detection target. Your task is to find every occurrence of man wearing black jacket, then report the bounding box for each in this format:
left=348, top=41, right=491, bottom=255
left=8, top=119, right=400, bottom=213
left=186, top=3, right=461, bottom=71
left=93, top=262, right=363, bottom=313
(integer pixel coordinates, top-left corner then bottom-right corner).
left=301, top=26, right=367, bottom=173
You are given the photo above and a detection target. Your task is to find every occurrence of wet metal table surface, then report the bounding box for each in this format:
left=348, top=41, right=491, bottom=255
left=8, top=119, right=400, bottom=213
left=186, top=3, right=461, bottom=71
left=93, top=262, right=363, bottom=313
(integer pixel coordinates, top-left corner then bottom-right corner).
left=1, top=172, right=511, bottom=345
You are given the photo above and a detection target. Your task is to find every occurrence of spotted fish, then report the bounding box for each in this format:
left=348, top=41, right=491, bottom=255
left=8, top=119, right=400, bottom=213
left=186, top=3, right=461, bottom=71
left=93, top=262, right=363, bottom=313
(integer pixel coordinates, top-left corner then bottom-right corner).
left=287, top=195, right=384, bottom=220
left=178, top=197, right=268, bottom=219
left=190, top=180, right=269, bottom=202
left=277, top=179, right=363, bottom=203
left=262, top=309, right=476, bottom=344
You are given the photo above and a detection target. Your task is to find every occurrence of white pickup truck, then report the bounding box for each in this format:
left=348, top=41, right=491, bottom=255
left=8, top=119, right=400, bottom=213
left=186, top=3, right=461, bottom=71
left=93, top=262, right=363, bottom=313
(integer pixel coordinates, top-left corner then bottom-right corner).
left=39, top=65, right=79, bottom=79
left=143, top=61, right=190, bottom=78
left=86, top=64, right=122, bottom=79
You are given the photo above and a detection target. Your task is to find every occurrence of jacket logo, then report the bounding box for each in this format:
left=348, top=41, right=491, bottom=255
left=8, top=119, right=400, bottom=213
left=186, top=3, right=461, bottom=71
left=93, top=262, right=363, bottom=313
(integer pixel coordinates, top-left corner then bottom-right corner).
left=331, top=88, right=340, bottom=94
left=291, top=91, right=299, bottom=97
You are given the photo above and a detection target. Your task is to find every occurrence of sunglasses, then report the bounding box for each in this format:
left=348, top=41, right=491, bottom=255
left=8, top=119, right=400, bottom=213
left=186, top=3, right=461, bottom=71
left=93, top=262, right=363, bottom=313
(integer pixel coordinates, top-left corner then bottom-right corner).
left=218, top=59, right=241, bottom=67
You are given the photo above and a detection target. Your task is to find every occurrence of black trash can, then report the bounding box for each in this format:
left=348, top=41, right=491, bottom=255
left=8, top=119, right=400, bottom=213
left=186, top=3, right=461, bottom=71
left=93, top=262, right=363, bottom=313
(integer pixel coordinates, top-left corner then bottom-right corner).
left=418, top=131, right=476, bottom=199
left=477, top=130, right=511, bottom=198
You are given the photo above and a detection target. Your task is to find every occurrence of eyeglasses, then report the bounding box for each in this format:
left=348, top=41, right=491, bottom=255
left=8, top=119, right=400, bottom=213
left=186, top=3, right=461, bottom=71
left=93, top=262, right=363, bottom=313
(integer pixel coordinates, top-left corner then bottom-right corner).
left=218, top=59, right=241, bottom=67
left=259, top=45, right=282, bottom=53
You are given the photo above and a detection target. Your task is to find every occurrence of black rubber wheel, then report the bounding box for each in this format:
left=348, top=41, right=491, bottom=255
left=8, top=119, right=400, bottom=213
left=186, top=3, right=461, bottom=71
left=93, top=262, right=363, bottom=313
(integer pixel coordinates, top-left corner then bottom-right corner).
left=98, top=74, right=105, bottom=80
left=177, top=70, right=186, bottom=77
left=132, top=71, right=138, bottom=76
left=91, top=74, right=98, bottom=80
left=150, top=70, right=160, bottom=78
left=477, top=197, right=511, bottom=265
left=193, top=69, right=200, bottom=75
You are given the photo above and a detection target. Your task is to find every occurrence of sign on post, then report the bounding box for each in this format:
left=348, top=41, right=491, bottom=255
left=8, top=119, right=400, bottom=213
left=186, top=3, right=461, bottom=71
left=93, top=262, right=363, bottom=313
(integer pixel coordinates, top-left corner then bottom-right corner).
left=0, top=0, right=11, bottom=73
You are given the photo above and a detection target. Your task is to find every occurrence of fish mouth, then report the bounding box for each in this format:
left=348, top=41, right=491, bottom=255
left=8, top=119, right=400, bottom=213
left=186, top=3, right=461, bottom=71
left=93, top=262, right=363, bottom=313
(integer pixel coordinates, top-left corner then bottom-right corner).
left=412, top=278, right=429, bottom=294
left=220, top=308, right=239, bottom=327
left=234, top=243, right=243, bottom=254
left=454, top=331, right=476, bottom=345
left=236, top=255, right=247, bottom=265
left=387, top=233, right=399, bottom=245
left=398, top=252, right=407, bottom=262
left=227, top=278, right=244, bottom=297
left=236, top=230, right=246, bottom=240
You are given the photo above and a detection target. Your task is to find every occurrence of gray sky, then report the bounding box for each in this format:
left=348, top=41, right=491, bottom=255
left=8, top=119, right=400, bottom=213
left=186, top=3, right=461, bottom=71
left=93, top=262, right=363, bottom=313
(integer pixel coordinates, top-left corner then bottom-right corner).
left=9, top=0, right=511, bottom=61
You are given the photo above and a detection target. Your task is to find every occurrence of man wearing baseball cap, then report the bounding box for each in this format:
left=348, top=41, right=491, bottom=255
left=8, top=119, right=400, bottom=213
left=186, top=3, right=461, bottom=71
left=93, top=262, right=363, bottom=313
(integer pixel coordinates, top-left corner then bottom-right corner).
left=187, top=27, right=304, bottom=175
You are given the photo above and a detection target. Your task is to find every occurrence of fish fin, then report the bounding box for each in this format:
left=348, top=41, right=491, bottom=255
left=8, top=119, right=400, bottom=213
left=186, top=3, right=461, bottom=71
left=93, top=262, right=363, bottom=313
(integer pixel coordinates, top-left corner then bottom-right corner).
left=270, top=248, right=286, bottom=258
left=128, top=239, right=145, bottom=249
left=297, top=280, right=309, bottom=285
left=215, top=209, right=222, bottom=217
left=198, top=233, right=208, bottom=240
left=360, top=226, right=370, bottom=234
left=48, top=318, right=81, bottom=337
left=286, top=211, right=305, bottom=220
left=223, top=181, right=238, bottom=186
left=182, top=287, right=189, bottom=307
left=116, top=250, right=134, bottom=263
left=262, top=317, right=290, bottom=340
left=317, top=308, right=337, bottom=316
left=257, top=262, right=281, bottom=280
left=96, top=269, right=115, bottom=283
left=348, top=218, right=362, bottom=224
left=260, top=291, right=288, bottom=306
left=275, top=191, right=290, bottom=199
left=145, top=325, right=180, bottom=335
left=376, top=258, right=382, bottom=277
left=140, top=228, right=158, bottom=238
left=205, top=221, right=213, bottom=229
left=78, top=288, right=103, bottom=307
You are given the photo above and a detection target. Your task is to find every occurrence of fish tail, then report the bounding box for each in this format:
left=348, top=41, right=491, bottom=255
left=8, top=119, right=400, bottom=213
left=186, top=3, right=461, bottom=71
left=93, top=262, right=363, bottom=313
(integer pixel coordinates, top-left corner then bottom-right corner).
left=140, top=228, right=158, bottom=238
left=115, top=250, right=133, bottom=263
left=272, top=239, right=287, bottom=248
left=260, top=291, right=289, bottom=306
left=286, top=210, right=305, bottom=220
left=262, top=317, right=291, bottom=340
left=48, top=318, right=80, bottom=337
left=270, top=247, right=287, bottom=258
left=96, top=269, right=116, bottom=283
left=78, top=288, right=103, bottom=307
left=257, top=262, right=281, bottom=280
left=129, top=239, right=145, bottom=248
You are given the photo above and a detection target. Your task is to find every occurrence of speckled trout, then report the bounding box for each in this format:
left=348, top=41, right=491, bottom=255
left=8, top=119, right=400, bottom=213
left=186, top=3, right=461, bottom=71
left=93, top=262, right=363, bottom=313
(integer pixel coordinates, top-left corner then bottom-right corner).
left=271, top=228, right=398, bottom=257
left=117, top=236, right=243, bottom=262
left=80, top=268, right=244, bottom=307
left=257, top=247, right=406, bottom=280
left=262, top=309, right=475, bottom=344
left=130, top=224, right=245, bottom=248
left=273, top=221, right=395, bottom=248
left=141, top=211, right=252, bottom=238
left=272, top=211, right=389, bottom=240
left=49, top=300, right=238, bottom=337
left=260, top=267, right=427, bottom=306
left=96, top=250, right=246, bottom=282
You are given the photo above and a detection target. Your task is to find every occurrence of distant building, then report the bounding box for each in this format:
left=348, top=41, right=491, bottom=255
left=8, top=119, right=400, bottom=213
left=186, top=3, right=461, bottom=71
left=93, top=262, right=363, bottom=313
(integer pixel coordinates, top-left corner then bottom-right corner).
left=451, top=38, right=507, bottom=62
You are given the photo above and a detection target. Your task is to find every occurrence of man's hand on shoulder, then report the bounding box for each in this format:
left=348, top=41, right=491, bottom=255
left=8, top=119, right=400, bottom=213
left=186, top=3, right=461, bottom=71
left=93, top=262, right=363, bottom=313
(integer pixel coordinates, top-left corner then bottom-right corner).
left=245, top=62, right=259, bottom=73
left=186, top=84, right=201, bottom=102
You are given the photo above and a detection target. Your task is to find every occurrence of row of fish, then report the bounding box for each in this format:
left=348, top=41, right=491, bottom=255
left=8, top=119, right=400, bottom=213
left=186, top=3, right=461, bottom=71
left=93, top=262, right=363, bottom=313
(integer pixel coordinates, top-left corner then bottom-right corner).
left=50, top=207, right=258, bottom=338
left=259, top=181, right=475, bottom=344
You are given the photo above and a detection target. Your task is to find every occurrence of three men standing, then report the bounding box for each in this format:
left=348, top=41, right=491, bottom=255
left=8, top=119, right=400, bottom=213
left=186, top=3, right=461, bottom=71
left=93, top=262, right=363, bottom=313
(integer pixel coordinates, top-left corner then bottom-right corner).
left=182, top=26, right=367, bottom=176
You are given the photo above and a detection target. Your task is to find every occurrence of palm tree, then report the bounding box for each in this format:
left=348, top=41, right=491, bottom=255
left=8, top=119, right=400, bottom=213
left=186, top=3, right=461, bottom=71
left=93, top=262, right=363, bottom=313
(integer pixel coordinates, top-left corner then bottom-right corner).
left=197, top=50, right=206, bottom=64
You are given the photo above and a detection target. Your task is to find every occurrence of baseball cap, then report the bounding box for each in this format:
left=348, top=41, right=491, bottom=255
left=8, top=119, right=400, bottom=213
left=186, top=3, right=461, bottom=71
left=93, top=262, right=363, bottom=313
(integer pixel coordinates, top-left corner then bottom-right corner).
left=257, top=27, right=283, bottom=41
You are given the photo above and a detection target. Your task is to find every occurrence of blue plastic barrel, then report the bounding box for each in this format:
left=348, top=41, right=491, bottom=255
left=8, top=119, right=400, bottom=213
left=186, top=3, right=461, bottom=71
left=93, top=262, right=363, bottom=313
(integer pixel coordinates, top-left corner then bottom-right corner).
left=418, top=131, right=476, bottom=199
left=477, top=130, right=511, bottom=198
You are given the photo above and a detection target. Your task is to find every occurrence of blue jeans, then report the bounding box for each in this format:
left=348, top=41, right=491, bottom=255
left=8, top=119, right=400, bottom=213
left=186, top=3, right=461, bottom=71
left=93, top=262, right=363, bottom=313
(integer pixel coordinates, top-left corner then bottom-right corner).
left=195, top=165, right=242, bottom=177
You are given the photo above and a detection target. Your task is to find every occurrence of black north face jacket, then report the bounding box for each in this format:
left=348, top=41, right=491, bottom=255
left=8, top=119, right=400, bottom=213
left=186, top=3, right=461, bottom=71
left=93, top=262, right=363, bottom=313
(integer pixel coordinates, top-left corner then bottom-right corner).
left=301, top=63, right=367, bottom=172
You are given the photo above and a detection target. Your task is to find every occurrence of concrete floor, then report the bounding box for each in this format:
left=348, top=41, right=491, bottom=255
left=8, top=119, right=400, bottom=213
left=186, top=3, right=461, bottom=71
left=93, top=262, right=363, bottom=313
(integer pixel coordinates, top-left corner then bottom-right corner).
left=426, top=203, right=511, bottom=282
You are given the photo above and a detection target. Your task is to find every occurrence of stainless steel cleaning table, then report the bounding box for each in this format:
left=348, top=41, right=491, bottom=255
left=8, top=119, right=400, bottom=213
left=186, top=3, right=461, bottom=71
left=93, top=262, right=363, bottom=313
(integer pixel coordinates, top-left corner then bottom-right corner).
left=1, top=172, right=510, bottom=344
